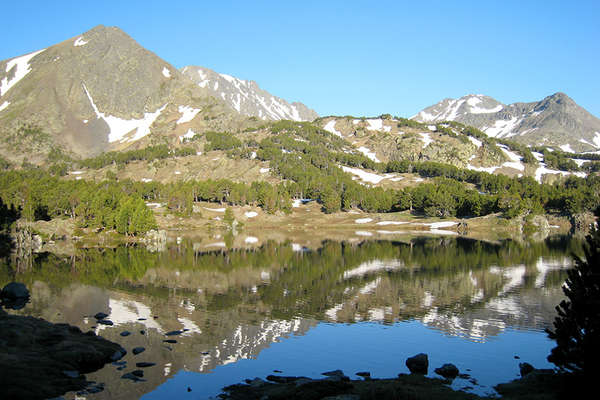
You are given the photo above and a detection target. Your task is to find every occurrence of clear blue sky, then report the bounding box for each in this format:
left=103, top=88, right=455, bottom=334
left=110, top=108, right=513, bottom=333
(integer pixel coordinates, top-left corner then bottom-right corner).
left=2, top=0, right=599, bottom=118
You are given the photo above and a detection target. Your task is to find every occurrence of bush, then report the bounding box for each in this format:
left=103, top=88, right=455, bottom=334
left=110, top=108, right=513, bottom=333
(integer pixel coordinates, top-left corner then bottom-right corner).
left=546, top=227, right=600, bottom=377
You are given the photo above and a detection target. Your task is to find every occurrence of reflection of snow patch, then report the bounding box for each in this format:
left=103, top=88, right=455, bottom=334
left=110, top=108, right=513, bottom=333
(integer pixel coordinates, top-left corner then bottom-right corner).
left=344, top=259, right=404, bottom=279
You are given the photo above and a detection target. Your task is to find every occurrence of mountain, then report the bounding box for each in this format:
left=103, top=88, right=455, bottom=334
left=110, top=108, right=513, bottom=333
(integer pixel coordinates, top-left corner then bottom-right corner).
left=0, top=25, right=248, bottom=161
left=412, top=93, right=600, bottom=152
left=181, top=65, right=318, bottom=121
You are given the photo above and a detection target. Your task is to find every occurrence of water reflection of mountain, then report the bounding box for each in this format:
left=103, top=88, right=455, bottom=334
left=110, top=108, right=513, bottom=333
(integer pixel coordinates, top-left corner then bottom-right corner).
left=0, top=236, right=580, bottom=398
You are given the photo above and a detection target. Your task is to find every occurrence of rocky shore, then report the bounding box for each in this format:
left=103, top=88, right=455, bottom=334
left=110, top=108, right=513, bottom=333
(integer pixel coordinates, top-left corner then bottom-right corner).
left=0, top=283, right=126, bottom=399
left=217, top=354, right=569, bottom=400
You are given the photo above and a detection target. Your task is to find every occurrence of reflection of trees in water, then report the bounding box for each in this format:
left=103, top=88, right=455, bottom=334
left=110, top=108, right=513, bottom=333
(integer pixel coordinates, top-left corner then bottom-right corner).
left=0, top=236, right=582, bottom=399
left=3, top=236, right=580, bottom=327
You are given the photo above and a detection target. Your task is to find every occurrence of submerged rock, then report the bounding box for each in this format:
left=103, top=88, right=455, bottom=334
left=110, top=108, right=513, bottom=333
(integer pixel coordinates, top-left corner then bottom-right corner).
left=406, top=353, right=429, bottom=374
left=132, top=347, right=145, bottom=355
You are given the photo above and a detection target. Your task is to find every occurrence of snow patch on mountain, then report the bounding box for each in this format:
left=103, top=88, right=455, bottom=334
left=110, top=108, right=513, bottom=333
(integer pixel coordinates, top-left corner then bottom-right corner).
left=357, top=146, right=380, bottom=162
left=0, top=101, right=9, bottom=112
left=0, top=48, right=46, bottom=96
left=559, top=144, right=574, bottom=153
left=162, top=67, right=171, bottom=78
left=74, top=37, right=88, bottom=47
left=83, top=83, right=166, bottom=143
left=176, top=105, right=201, bottom=124
left=419, top=132, right=433, bottom=147
left=324, top=120, right=342, bottom=137
left=484, top=117, right=521, bottom=138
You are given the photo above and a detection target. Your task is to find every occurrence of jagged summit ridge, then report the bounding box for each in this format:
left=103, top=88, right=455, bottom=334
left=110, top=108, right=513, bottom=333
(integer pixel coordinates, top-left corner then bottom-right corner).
left=413, top=93, right=600, bottom=152
left=182, top=65, right=318, bottom=122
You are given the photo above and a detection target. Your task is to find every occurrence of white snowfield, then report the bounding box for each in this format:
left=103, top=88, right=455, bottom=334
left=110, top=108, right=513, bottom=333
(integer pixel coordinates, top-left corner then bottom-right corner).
left=179, top=128, right=196, bottom=142
left=355, top=231, right=373, bottom=236
left=323, top=120, right=343, bottom=137
left=483, top=117, right=521, bottom=138
left=341, top=166, right=394, bottom=184
left=244, top=211, right=258, bottom=218
left=467, top=96, right=503, bottom=114
left=176, top=105, right=201, bottom=124
left=467, top=136, right=483, bottom=147
left=559, top=144, right=574, bottom=153
left=83, top=83, right=166, bottom=143
left=0, top=48, right=45, bottom=96
left=355, top=218, right=373, bottom=224
left=259, top=167, right=270, bottom=173
left=418, top=132, right=433, bottom=148
left=245, top=236, right=258, bottom=244
left=74, top=37, right=88, bottom=47
left=162, top=67, right=171, bottom=78
left=0, top=101, right=9, bottom=112
left=376, top=221, right=409, bottom=226
left=357, top=146, right=380, bottom=162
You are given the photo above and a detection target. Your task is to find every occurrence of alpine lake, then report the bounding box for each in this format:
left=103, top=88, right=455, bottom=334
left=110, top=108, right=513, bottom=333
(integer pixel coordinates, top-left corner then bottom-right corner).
left=1, top=232, right=582, bottom=399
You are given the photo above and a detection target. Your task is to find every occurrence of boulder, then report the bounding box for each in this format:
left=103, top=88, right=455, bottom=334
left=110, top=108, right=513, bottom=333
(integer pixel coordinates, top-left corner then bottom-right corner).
left=519, top=362, right=535, bottom=377
left=406, top=353, right=428, bottom=374
left=434, top=363, right=459, bottom=379
left=0, top=282, right=30, bottom=310
left=1, top=282, right=30, bottom=300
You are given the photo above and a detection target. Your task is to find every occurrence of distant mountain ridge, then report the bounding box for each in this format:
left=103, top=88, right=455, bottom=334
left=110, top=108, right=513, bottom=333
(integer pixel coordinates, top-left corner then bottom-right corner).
left=412, top=93, right=600, bottom=152
left=181, top=66, right=318, bottom=121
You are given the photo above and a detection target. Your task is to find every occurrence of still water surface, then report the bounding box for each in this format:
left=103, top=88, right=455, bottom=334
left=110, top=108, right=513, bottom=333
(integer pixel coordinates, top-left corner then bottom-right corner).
left=2, top=235, right=580, bottom=398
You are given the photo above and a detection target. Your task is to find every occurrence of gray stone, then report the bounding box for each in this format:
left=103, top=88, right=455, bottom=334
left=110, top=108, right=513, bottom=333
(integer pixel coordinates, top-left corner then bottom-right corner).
left=519, top=362, right=535, bottom=377
left=1, top=282, right=30, bottom=300
left=434, top=363, right=459, bottom=379
left=406, top=353, right=429, bottom=374
left=94, top=312, right=109, bottom=320
left=136, top=362, right=156, bottom=368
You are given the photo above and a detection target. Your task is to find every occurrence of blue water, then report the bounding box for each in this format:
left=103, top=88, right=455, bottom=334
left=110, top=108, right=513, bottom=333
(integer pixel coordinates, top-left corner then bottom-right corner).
left=143, top=320, right=554, bottom=399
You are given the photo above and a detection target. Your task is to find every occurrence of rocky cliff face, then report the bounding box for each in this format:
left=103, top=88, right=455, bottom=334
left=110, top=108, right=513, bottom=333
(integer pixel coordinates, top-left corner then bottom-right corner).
left=182, top=66, right=318, bottom=121
left=412, top=93, right=600, bottom=152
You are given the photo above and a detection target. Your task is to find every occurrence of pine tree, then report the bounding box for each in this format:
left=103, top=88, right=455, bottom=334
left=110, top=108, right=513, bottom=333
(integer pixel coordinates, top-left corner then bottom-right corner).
left=546, top=227, right=600, bottom=377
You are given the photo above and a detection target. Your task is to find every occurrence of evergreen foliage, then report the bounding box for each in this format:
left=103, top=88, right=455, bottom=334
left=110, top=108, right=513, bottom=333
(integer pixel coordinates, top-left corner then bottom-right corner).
left=546, top=228, right=600, bottom=377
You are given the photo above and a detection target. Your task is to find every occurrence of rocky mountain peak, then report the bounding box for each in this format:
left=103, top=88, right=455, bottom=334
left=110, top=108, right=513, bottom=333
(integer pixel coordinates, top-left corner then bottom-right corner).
left=413, top=93, right=600, bottom=152
left=181, top=65, right=318, bottom=122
